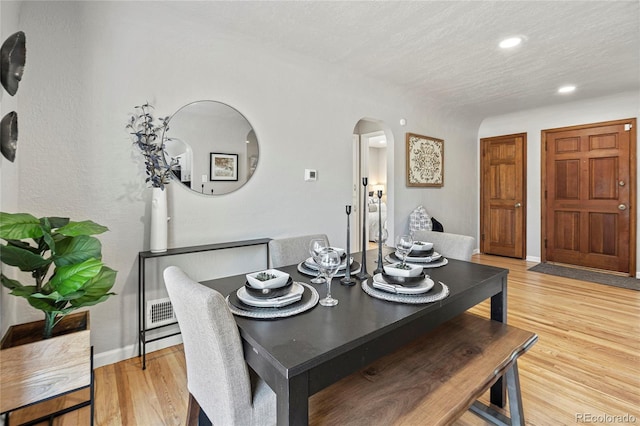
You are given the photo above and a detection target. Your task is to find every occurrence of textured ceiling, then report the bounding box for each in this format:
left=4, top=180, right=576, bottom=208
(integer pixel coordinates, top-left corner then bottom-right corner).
left=159, top=1, right=640, bottom=119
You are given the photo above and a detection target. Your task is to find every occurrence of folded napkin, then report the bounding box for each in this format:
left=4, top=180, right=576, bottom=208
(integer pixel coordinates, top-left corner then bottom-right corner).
left=371, top=280, right=401, bottom=294
left=238, top=283, right=304, bottom=308
left=263, top=292, right=301, bottom=304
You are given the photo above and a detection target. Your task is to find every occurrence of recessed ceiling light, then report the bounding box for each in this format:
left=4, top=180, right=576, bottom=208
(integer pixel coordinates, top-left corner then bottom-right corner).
left=499, top=37, right=522, bottom=49
left=558, top=85, right=576, bottom=94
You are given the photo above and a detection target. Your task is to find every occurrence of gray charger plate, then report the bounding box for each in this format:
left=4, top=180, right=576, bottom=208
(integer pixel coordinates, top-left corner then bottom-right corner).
left=226, top=283, right=319, bottom=319
left=362, top=280, right=449, bottom=304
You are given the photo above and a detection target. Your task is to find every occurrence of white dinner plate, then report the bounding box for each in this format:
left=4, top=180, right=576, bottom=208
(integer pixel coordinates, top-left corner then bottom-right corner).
left=422, top=258, right=448, bottom=268
left=395, top=251, right=442, bottom=263
left=372, top=274, right=435, bottom=295
left=298, top=261, right=361, bottom=278
left=304, top=256, right=353, bottom=271
left=236, top=282, right=304, bottom=308
left=386, top=253, right=448, bottom=269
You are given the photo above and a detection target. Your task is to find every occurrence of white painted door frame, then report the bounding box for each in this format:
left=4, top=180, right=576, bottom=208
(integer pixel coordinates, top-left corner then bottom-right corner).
left=353, top=130, right=387, bottom=247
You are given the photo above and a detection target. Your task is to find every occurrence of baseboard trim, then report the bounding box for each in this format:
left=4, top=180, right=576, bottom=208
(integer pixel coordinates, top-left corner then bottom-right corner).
left=94, top=334, right=183, bottom=368
left=526, top=255, right=541, bottom=263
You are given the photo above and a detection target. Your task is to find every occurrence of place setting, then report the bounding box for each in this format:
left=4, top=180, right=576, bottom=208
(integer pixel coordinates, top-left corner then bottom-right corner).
left=364, top=234, right=449, bottom=304
left=298, top=238, right=361, bottom=280
left=384, top=234, right=449, bottom=268
left=226, top=269, right=319, bottom=319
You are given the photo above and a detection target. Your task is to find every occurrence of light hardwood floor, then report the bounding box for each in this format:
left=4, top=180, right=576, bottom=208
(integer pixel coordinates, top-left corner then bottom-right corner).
left=9, top=254, right=640, bottom=425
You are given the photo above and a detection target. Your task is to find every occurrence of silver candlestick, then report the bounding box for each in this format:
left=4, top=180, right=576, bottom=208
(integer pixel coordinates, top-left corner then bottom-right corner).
left=340, top=205, right=355, bottom=286
left=355, top=177, right=370, bottom=280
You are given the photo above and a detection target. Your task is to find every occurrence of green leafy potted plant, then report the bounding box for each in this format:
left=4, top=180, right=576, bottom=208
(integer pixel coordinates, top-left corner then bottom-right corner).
left=0, top=211, right=117, bottom=413
left=0, top=212, right=117, bottom=338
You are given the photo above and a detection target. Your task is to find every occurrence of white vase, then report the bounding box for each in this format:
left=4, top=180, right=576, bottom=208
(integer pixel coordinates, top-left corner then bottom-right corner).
left=150, top=187, right=168, bottom=253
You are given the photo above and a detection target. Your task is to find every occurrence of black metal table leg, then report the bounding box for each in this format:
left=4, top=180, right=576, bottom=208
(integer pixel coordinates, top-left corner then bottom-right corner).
left=490, top=275, right=508, bottom=407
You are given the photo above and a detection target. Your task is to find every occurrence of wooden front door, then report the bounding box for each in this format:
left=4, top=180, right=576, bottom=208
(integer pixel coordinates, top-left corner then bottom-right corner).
left=480, top=133, right=527, bottom=259
left=543, top=119, right=636, bottom=274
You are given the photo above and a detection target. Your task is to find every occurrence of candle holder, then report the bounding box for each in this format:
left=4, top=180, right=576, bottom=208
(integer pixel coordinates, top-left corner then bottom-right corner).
left=340, top=205, right=355, bottom=286
left=355, top=177, right=370, bottom=280
left=374, top=190, right=386, bottom=274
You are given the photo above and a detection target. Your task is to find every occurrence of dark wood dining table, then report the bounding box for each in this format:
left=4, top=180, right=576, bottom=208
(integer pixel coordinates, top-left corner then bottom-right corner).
left=200, top=248, right=509, bottom=425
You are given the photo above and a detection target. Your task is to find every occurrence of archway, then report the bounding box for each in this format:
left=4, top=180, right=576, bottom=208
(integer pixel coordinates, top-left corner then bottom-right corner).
left=352, top=118, right=395, bottom=251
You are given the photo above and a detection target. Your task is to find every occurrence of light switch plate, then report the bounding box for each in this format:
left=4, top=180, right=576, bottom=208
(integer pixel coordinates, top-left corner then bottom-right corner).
left=304, top=169, right=317, bottom=181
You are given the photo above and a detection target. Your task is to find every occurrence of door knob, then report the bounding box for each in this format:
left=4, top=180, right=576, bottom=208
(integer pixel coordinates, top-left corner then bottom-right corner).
left=619, top=181, right=625, bottom=187
left=514, top=202, right=522, bottom=208
left=618, top=204, right=627, bottom=211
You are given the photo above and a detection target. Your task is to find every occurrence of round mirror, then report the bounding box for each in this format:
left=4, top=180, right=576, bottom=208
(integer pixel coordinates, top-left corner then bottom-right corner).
left=163, top=100, right=259, bottom=195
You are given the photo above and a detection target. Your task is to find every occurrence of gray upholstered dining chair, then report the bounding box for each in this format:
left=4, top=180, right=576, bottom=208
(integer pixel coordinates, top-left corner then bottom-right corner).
left=163, top=266, right=277, bottom=426
left=268, top=233, right=329, bottom=268
left=411, top=230, right=476, bottom=261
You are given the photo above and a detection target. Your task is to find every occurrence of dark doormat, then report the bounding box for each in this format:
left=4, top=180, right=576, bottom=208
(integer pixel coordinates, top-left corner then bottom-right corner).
left=529, top=263, right=639, bottom=291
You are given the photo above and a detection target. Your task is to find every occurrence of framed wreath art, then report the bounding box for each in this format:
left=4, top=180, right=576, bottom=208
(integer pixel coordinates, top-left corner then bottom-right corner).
left=406, top=133, right=444, bottom=187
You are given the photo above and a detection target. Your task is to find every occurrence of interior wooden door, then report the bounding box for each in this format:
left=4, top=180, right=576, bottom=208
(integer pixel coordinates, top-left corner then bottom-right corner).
left=480, top=133, right=526, bottom=259
left=543, top=119, right=636, bottom=274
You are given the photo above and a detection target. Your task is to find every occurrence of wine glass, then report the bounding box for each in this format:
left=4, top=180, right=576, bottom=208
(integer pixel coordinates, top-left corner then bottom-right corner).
left=373, top=222, right=388, bottom=244
left=309, top=238, right=328, bottom=284
left=373, top=222, right=389, bottom=271
left=317, top=248, right=340, bottom=307
left=395, top=234, right=413, bottom=268
left=374, top=224, right=389, bottom=247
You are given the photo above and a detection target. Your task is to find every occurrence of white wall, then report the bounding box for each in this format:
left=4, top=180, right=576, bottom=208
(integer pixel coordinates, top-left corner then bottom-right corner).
left=2, top=1, right=481, bottom=365
left=0, top=0, right=23, bottom=337
left=368, top=146, right=387, bottom=188
left=397, top=112, right=481, bottom=235
left=478, top=91, right=640, bottom=268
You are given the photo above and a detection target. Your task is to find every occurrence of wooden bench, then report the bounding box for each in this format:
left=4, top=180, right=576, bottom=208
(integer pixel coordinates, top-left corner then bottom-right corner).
left=309, top=313, right=538, bottom=425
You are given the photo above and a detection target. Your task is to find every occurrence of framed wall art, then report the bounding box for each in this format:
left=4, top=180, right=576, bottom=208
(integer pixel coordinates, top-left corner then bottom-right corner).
left=406, top=133, right=444, bottom=187
left=210, top=153, right=238, bottom=181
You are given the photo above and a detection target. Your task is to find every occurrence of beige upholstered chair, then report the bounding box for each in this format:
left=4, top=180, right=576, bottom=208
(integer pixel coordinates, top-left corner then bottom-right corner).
left=163, top=266, right=276, bottom=426
left=412, top=230, right=476, bottom=261
left=268, top=234, right=329, bottom=268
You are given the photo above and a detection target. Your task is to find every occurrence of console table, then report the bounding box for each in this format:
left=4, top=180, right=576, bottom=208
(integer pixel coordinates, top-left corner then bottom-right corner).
left=138, top=238, right=271, bottom=369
